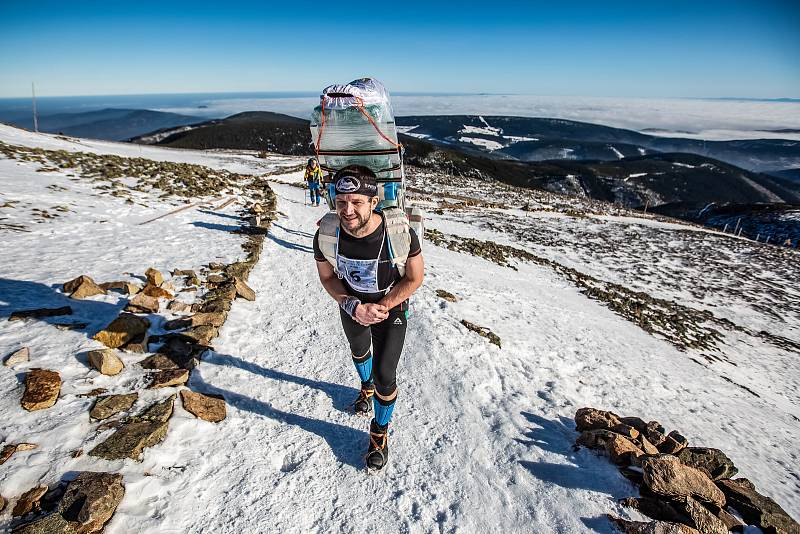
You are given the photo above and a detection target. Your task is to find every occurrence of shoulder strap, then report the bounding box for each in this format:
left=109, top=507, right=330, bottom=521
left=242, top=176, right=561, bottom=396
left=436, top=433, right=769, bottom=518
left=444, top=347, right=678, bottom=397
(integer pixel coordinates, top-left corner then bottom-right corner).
left=383, top=207, right=412, bottom=278
left=318, top=212, right=340, bottom=271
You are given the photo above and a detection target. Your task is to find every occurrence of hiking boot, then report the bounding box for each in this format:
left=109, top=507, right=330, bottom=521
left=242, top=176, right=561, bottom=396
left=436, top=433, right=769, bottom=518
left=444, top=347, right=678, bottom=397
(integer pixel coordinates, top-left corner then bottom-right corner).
left=366, top=419, right=389, bottom=472
left=353, top=383, right=374, bottom=416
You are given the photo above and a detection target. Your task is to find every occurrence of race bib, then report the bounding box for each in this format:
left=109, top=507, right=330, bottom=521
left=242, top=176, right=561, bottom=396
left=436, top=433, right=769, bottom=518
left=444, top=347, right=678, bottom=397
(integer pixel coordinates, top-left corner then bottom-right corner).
left=337, top=255, right=379, bottom=293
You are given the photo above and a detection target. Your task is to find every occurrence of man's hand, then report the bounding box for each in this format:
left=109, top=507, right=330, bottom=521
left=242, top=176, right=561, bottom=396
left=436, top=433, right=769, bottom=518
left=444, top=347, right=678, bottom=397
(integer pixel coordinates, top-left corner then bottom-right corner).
left=353, top=303, right=389, bottom=326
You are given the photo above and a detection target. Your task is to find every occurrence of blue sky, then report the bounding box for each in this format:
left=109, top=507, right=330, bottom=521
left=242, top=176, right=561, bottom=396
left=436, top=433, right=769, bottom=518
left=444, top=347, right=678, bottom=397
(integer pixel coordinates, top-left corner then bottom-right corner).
left=1, top=0, right=798, bottom=98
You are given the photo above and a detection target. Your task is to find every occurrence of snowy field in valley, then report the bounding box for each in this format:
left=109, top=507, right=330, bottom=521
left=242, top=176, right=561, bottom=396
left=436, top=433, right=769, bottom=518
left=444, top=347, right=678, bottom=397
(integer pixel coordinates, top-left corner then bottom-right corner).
left=1, top=125, right=798, bottom=532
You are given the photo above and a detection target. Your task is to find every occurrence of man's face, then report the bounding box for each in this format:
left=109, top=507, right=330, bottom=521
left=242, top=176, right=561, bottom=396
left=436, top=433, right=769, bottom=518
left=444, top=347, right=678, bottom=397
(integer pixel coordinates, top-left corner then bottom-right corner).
left=335, top=193, right=377, bottom=234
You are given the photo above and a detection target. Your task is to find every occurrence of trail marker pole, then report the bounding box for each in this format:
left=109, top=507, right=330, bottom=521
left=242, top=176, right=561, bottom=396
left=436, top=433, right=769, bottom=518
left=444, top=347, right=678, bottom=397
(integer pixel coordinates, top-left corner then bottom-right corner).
left=733, top=218, right=741, bottom=235
left=723, top=223, right=729, bottom=233
left=31, top=82, right=39, bottom=133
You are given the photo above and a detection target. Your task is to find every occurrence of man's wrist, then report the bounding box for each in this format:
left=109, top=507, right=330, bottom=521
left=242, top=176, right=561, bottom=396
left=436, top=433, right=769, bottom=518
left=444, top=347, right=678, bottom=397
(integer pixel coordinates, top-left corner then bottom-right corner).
left=340, top=296, right=361, bottom=318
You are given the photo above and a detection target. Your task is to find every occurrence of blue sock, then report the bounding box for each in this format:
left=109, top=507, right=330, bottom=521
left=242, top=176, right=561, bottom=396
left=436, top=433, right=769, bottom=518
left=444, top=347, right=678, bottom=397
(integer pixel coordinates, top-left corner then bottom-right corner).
left=352, top=352, right=373, bottom=384
left=373, top=395, right=396, bottom=427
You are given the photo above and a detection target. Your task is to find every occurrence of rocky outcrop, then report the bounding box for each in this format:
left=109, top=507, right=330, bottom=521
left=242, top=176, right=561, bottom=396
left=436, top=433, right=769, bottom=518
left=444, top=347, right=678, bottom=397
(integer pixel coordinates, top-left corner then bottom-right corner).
left=12, top=485, right=48, bottom=517
left=180, top=390, right=226, bottom=423
left=641, top=455, right=725, bottom=507
left=4, top=346, right=30, bottom=366
left=93, top=313, right=150, bottom=349
left=86, top=349, right=124, bottom=376
left=574, top=407, right=798, bottom=534
left=90, top=393, right=138, bottom=420
left=607, top=515, right=700, bottom=534
left=575, top=408, right=622, bottom=432
left=676, top=447, right=738, bottom=481
left=717, top=478, right=800, bottom=534
left=21, top=369, right=61, bottom=411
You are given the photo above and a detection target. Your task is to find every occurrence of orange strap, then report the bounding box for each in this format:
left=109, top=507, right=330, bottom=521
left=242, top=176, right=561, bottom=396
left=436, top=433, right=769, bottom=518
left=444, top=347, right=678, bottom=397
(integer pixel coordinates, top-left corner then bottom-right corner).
left=315, top=94, right=402, bottom=156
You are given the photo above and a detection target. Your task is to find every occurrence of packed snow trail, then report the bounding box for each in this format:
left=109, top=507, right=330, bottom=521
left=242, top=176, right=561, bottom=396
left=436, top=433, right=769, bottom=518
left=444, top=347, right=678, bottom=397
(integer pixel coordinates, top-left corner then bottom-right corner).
left=112, top=179, right=797, bottom=533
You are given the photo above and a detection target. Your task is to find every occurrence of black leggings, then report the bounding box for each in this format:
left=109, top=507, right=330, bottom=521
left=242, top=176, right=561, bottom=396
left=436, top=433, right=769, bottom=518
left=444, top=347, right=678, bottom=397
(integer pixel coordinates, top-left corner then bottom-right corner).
left=339, top=308, right=407, bottom=396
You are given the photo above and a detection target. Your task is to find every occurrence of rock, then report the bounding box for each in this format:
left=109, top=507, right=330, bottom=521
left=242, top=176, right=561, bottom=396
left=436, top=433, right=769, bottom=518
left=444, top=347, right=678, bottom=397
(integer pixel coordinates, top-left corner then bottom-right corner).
left=206, top=283, right=237, bottom=303
left=171, top=269, right=197, bottom=278
left=64, top=275, right=106, bottom=299
left=607, top=515, right=700, bottom=534
left=141, top=284, right=173, bottom=299
left=190, top=312, right=227, bottom=328
left=206, top=274, right=226, bottom=285
left=619, top=497, right=691, bottom=525
left=90, top=393, right=138, bottom=420
left=77, top=388, right=107, bottom=398
left=677, top=447, right=738, bottom=481
left=167, top=300, right=192, bottom=313
left=53, top=322, right=89, bottom=331
left=148, top=369, right=189, bottom=388
left=435, top=289, right=458, bottom=302
left=180, top=390, right=226, bottom=422
left=0, top=494, right=5, bottom=513
left=93, top=313, right=150, bottom=349
left=99, top=281, right=140, bottom=295
left=88, top=396, right=175, bottom=460
left=605, top=434, right=644, bottom=465
left=638, top=435, right=661, bottom=455
left=9, top=306, right=72, bottom=321
left=460, top=319, right=501, bottom=347
left=11, top=513, right=72, bottom=533
left=58, top=472, right=125, bottom=532
left=12, top=485, right=48, bottom=517
left=224, top=262, right=251, bottom=281
left=611, top=423, right=640, bottom=440
left=138, top=354, right=179, bottom=370
left=645, top=421, right=668, bottom=447
left=163, top=318, right=192, bottom=331
left=89, top=421, right=168, bottom=461
left=121, top=331, right=149, bottom=353
left=138, top=394, right=177, bottom=422
left=183, top=325, right=218, bottom=345
left=576, top=429, right=618, bottom=449
left=620, top=416, right=649, bottom=434
left=574, top=407, right=622, bottom=432
left=4, top=346, right=30, bottom=366
left=658, top=434, right=688, bottom=455
left=145, top=267, right=164, bottom=287
left=717, top=478, right=800, bottom=534
left=642, top=455, right=725, bottom=507
left=1, top=443, right=39, bottom=465
left=124, top=293, right=159, bottom=314
left=86, top=349, right=124, bottom=376
left=198, top=298, right=231, bottom=314
left=21, top=369, right=61, bottom=411
left=161, top=281, right=175, bottom=291
left=678, top=496, right=729, bottom=534
left=208, top=262, right=225, bottom=271
left=233, top=277, right=255, bottom=301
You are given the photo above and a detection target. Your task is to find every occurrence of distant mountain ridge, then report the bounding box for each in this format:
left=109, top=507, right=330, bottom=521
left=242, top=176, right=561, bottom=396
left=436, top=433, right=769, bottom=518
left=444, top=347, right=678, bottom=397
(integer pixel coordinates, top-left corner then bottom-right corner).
left=4, top=108, right=204, bottom=141
left=396, top=115, right=800, bottom=173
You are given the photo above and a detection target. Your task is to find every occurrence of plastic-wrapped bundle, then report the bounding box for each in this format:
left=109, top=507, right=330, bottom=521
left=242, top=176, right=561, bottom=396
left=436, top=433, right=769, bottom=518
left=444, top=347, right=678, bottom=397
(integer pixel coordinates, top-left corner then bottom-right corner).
left=311, top=78, right=404, bottom=208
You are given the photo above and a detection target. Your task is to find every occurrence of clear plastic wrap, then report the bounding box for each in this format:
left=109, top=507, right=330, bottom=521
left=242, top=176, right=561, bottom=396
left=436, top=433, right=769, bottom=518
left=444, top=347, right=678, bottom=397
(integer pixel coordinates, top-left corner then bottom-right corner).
left=310, top=78, right=403, bottom=206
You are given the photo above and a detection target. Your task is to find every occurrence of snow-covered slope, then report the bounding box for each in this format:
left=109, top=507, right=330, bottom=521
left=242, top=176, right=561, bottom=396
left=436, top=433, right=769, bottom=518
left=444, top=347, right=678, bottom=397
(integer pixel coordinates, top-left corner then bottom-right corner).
left=1, top=125, right=798, bottom=532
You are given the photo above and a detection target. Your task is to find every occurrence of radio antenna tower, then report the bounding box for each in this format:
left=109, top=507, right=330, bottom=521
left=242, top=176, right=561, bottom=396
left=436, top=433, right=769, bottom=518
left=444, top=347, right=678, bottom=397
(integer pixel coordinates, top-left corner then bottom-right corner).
left=31, top=82, right=39, bottom=133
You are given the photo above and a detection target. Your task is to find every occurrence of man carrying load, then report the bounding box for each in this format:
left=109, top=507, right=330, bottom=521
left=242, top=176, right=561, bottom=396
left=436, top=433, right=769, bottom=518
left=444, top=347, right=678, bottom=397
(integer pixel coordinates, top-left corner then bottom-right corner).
left=313, top=165, right=424, bottom=472
left=305, top=158, right=323, bottom=207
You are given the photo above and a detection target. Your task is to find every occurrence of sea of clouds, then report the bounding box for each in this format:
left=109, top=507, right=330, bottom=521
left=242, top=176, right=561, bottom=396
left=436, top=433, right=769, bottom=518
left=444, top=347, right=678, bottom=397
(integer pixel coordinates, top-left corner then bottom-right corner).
left=156, top=94, right=800, bottom=141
